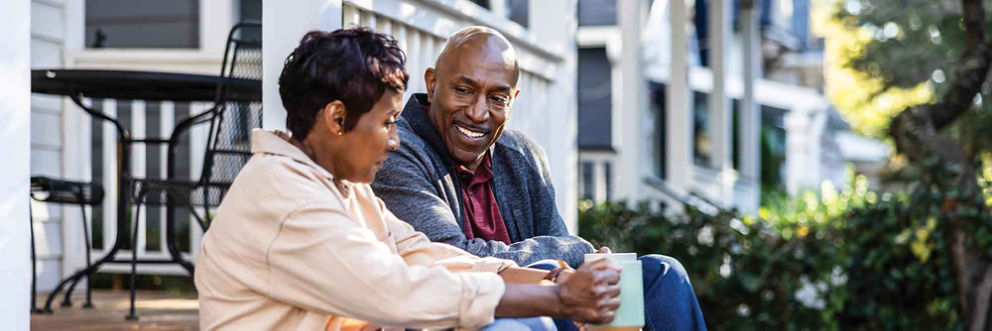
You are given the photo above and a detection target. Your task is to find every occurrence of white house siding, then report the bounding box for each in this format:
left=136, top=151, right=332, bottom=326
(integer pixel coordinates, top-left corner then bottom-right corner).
left=30, top=0, right=72, bottom=292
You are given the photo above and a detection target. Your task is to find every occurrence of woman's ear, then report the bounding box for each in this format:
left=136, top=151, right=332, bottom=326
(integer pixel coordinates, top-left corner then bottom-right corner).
left=322, top=101, right=347, bottom=135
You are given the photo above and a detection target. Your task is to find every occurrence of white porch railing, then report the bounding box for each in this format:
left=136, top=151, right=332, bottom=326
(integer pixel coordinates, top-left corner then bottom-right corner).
left=339, top=0, right=559, bottom=147
left=579, top=151, right=758, bottom=215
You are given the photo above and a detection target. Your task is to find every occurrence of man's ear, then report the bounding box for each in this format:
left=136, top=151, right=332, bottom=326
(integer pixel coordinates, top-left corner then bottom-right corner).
left=425, top=67, right=436, bottom=104
left=321, top=100, right=347, bottom=135
left=508, top=89, right=520, bottom=115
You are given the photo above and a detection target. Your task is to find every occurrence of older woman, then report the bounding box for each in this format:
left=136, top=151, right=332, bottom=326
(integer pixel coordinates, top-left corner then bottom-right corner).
left=193, top=28, right=621, bottom=330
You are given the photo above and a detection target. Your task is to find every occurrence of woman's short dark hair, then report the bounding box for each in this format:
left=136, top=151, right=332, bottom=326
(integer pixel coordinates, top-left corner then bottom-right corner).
left=279, top=27, right=408, bottom=140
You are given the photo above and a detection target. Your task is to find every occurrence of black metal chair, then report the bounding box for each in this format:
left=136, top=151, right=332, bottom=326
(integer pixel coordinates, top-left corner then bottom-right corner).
left=122, top=21, right=262, bottom=320
left=29, top=177, right=104, bottom=312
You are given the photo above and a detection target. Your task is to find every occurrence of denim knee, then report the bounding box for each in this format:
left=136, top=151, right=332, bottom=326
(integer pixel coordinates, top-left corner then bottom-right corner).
left=640, top=254, right=692, bottom=289
left=526, top=259, right=562, bottom=271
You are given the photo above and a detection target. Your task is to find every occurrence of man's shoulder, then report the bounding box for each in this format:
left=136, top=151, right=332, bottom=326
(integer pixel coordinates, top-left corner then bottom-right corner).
left=495, top=130, right=547, bottom=166
left=395, top=117, right=429, bottom=150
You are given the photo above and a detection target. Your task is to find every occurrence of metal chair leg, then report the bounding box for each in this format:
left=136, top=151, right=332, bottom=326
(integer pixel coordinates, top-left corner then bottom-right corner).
left=43, top=248, right=115, bottom=313
left=125, top=191, right=144, bottom=321
left=61, top=275, right=78, bottom=307
left=28, top=196, right=43, bottom=314
left=80, top=200, right=94, bottom=308
left=60, top=198, right=96, bottom=308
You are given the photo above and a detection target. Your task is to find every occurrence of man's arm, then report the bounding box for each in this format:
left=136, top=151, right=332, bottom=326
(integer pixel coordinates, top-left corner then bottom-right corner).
left=373, top=147, right=593, bottom=267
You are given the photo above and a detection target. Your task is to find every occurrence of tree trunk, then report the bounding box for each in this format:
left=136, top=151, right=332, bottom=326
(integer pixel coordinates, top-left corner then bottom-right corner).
left=888, top=0, right=992, bottom=329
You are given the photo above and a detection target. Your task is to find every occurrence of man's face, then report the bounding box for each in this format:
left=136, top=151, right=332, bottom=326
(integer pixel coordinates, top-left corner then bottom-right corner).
left=425, top=37, right=519, bottom=171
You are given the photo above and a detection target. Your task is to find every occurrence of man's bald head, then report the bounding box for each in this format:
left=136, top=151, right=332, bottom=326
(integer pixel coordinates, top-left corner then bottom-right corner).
left=434, top=26, right=520, bottom=87
left=422, top=26, right=523, bottom=172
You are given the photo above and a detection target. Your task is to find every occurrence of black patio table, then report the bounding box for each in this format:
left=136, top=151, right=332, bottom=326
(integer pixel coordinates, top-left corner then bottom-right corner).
left=31, top=69, right=261, bottom=315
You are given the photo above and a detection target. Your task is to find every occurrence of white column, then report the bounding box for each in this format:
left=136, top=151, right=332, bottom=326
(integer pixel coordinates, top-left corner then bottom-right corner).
left=785, top=108, right=814, bottom=195
left=262, top=0, right=344, bottom=131
left=740, top=1, right=762, bottom=210
left=529, top=0, right=579, bottom=233
left=0, top=0, right=32, bottom=328
left=616, top=0, right=648, bottom=202
left=709, top=0, right=733, bottom=203
left=666, top=0, right=693, bottom=191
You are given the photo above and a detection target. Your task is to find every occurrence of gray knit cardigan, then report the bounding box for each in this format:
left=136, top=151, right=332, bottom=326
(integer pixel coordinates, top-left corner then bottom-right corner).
left=372, top=94, right=594, bottom=267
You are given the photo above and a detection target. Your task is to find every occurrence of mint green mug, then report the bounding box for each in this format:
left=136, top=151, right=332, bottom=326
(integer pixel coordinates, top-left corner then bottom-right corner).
left=584, top=253, right=644, bottom=329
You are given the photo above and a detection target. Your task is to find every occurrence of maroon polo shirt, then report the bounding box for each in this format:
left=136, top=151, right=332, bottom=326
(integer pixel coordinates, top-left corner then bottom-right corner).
left=455, top=153, right=512, bottom=244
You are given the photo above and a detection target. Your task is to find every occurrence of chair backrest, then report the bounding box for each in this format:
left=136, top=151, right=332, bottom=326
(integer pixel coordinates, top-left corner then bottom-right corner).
left=198, top=22, right=262, bottom=207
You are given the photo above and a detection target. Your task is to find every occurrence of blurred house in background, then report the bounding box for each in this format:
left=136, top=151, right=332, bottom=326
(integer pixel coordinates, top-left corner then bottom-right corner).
left=575, top=0, right=888, bottom=213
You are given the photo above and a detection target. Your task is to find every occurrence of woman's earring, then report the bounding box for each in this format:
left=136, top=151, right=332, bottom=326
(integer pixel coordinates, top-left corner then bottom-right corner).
left=387, top=139, right=398, bottom=148
left=337, top=130, right=343, bottom=135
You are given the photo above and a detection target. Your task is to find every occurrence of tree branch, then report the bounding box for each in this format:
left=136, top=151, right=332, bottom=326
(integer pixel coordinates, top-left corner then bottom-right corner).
left=887, top=2, right=992, bottom=329
left=928, top=0, right=990, bottom=129
left=962, top=0, right=985, bottom=47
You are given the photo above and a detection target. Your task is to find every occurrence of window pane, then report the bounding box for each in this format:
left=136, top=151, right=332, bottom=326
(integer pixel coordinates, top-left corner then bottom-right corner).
left=581, top=161, right=595, bottom=200
left=578, top=0, right=617, bottom=26
left=578, top=48, right=612, bottom=149
left=86, top=0, right=199, bottom=49
left=651, top=83, right=666, bottom=179
left=693, top=91, right=712, bottom=167
left=506, top=0, right=529, bottom=28
left=603, top=162, right=612, bottom=201
left=761, top=105, right=788, bottom=191
left=469, top=0, right=491, bottom=9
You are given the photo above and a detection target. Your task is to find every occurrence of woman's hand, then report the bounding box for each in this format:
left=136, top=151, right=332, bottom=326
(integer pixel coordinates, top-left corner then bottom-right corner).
left=554, top=258, right=622, bottom=324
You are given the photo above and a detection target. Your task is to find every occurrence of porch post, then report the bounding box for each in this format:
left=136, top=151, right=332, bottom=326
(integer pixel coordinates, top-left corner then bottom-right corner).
left=666, top=0, right=693, bottom=192
left=709, top=0, right=734, bottom=203
left=617, top=0, right=648, bottom=201
left=740, top=0, right=762, bottom=210
left=0, top=0, right=32, bottom=328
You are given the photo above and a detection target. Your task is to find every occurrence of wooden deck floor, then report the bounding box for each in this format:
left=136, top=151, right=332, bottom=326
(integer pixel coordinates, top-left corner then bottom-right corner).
left=31, top=290, right=198, bottom=330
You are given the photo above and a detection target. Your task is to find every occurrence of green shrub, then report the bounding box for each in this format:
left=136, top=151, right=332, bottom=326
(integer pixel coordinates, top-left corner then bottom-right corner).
left=578, top=163, right=992, bottom=330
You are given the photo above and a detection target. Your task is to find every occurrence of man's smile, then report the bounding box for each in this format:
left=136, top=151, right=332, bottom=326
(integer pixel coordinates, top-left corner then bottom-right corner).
left=453, top=120, right=490, bottom=140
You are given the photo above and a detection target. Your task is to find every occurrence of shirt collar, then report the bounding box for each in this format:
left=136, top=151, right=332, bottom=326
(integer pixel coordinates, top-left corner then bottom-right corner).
left=456, top=152, right=493, bottom=186
left=250, top=129, right=336, bottom=181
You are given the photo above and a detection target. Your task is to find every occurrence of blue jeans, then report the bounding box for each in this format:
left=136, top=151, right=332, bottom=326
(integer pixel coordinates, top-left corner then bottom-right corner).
left=481, top=317, right=557, bottom=330
left=529, top=255, right=707, bottom=331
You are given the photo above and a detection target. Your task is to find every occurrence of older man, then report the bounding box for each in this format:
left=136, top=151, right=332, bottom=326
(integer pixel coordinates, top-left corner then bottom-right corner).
left=372, top=26, right=708, bottom=330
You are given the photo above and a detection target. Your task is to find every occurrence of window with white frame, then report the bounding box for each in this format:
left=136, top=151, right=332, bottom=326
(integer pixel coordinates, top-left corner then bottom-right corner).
left=85, top=0, right=200, bottom=48
left=468, top=0, right=529, bottom=27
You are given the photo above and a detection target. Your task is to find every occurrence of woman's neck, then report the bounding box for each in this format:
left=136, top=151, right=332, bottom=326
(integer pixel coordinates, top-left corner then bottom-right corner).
left=291, top=135, right=350, bottom=195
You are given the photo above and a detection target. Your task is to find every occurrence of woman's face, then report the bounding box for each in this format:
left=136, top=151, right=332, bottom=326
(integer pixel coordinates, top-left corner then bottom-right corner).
left=330, top=89, right=403, bottom=183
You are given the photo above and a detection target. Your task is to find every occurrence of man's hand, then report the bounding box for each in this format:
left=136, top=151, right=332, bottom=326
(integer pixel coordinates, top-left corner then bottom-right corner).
left=595, top=246, right=612, bottom=254
left=555, top=258, right=622, bottom=324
